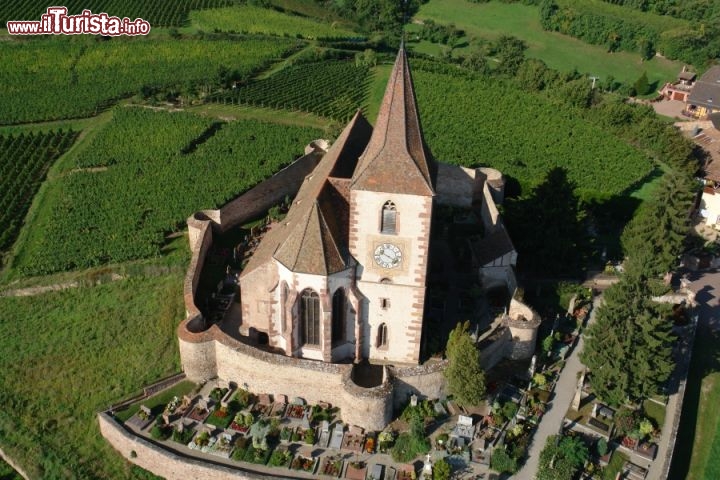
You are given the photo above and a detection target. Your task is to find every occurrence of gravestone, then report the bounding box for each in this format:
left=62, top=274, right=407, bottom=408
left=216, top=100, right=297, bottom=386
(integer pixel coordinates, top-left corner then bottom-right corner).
left=301, top=412, right=311, bottom=430
left=571, top=369, right=585, bottom=411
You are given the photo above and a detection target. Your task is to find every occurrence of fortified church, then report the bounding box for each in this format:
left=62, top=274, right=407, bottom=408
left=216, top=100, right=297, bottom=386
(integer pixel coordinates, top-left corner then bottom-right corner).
left=239, top=46, right=436, bottom=365
left=178, top=47, right=540, bottom=430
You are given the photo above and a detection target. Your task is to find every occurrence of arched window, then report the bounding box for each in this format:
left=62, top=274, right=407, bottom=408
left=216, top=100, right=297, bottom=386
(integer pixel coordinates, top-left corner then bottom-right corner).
left=381, top=201, right=397, bottom=234
left=376, top=323, right=388, bottom=348
left=332, top=288, right=345, bottom=345
left=301, top=289, right=320, bottom=346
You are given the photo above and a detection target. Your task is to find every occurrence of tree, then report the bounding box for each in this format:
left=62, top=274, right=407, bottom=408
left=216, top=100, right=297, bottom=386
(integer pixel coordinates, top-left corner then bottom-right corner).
left=536, top=435, right=579, bottom=480
left=490, top=447, right=519, bottom=474
left=492, top=35, right=527, bottom=76
left=445, top=322, right=486, bottom=406
left=622, top=172, right=695, bottom=278
left=634, top=71, right=651, bottom=96
left=581, top=278, right=674, bottom=405
left=504, top=167, right=587, bottom=275
left=433, top=458, right=452, bottom=480
left=558, top=436, right=589, bottom=468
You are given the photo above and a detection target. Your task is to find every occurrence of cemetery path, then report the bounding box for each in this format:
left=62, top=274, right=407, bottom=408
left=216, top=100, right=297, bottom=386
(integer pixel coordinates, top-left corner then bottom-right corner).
left=514, top=295, right=601, bottom=480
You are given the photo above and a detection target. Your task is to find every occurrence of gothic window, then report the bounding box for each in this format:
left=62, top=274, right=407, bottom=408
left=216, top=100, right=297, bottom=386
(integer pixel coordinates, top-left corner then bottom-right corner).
left=381, top=201, right=397, bottom=234
left=332, top=288, right=346, bottom=345
left=301, top=289, right=320, bottom=346
left=377, top=323, right=388, bottom=348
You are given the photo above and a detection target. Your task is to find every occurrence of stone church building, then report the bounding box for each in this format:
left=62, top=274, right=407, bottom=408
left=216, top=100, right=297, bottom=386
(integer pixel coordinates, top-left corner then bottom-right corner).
left=177, top=46, right=538, bottom=429
left=239, top=47, right=435, bottom=365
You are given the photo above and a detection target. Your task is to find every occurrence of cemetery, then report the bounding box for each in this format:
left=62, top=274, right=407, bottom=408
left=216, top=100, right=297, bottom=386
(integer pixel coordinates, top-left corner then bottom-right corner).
left=105, top=340, right=579, bottom=480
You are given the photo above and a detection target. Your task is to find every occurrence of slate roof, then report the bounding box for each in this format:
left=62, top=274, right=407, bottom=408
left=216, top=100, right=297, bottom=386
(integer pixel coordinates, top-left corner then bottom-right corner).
left=241, top=111, right=373, bottom=277
left=352, top=46, right=435, bottom=196
left=688, top=66, right=720, bottom=110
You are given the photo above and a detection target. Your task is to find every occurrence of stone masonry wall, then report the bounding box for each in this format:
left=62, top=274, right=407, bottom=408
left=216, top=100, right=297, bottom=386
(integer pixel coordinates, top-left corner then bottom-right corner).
left=98, top=413, right=290, bottom=480
left=217, top=151, right=322, bottom=232
left=390, top=361, right=448, bottom=411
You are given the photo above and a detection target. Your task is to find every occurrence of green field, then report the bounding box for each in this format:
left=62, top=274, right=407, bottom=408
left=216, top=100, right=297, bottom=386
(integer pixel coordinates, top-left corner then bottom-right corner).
left=0, top=36, right=297, bottom=124
left=415, top=0, right=683, bottom=86
left=190, top=5, right=357, bottom=38
left=9, top=108, right=322, bottom=276
left=1, top=0, right=231, bottom=28
left=0, top=275, right=183, bottom=479
left=412, top=68, right=653, bottom=198
left=0, top=130, right=79, bottom=253
left=555, top=0, right=687, bottom=32
left=215, top=60, right=372, bottom=121
left=670, top=311, right=720, bottom=480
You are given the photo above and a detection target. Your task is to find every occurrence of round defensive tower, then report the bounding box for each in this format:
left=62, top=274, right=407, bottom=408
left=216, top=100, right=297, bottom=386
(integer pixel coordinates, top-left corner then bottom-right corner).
left=505, top=298, right=541, bottom=360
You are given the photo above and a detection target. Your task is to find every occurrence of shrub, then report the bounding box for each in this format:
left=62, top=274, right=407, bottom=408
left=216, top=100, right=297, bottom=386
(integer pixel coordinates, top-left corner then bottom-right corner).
left=597, top=437, right=608, bottom=457
left=433, top=458, right=452, bottom=480
left=491, top=447, right=519, bottom=474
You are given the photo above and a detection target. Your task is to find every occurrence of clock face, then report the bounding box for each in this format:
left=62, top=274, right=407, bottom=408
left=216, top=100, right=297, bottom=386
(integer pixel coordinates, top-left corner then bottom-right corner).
left=374, top=243, right=402, bottom=269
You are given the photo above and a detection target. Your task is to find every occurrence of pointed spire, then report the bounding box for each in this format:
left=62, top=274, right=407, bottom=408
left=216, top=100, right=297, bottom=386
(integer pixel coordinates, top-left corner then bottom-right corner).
left=352, top=46, right=435, bottom=196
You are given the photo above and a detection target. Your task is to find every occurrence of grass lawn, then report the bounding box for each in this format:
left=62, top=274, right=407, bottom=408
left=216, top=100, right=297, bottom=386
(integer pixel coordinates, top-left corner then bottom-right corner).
left=0, top=274, right=183, bottom=479
left=0, top=459, right=22, bottom=480
left=415, top=0, right=683, bottom=86
left=187, top=103, right=337, bottom=132
left=114, top=380, right=197, bottom=423
left=670, top=308, right=720, bottom=480
left=642, top=398, right=666, bottom=431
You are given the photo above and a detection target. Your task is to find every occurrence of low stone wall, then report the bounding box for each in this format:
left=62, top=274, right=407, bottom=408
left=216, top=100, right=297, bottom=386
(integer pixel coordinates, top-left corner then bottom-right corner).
left=98, top=413, right=292, bottom=480
left=390, top=361, right=448, bottom=411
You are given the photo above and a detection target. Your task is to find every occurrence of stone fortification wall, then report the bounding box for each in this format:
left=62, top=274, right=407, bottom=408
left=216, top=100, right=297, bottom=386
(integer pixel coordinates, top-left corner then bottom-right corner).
left=217, top=151, right=322, bottom=232
left=435, top=163, right=476, bottom=207
left=179, top=326, right=394, bottom=430
left=505, top=298, right=541, bottom=360
left=98, top=413, right=290, bottom=480
left=479, top=326, right=512, bottom=370
left=390, top=361, right=448, bottom=411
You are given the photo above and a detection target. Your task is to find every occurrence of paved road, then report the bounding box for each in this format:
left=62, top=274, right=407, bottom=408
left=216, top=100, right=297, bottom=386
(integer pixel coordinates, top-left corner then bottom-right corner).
left=514, top=297, right=601, bottom=480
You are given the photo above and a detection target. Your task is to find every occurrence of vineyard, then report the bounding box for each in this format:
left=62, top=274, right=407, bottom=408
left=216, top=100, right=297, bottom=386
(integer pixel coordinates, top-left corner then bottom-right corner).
left=189, top=5, right=357, bottom=39
left=213, top=60, right=371, bottom=121
left=1, top=0, right=231, bottom=27
left=0, top=36, right=298, bottom=125
left=11, top=108, right=322, bottom=276
left=0, top=130, right=79, bottom=254
left=411, top=67, right=653, bottom=199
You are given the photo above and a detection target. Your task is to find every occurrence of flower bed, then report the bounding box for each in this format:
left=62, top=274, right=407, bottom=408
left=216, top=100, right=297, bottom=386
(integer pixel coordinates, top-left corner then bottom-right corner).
left=319, top=456, right=344, bottom=478
left=268, top=447, right=293, bottom=468
left=286, top=404, right=306, bottom=419
left=187, top=405, right=211, bottom=422
left=244, top=445, right=272, bottom=465
left=291, top=455, right=317, bottom=473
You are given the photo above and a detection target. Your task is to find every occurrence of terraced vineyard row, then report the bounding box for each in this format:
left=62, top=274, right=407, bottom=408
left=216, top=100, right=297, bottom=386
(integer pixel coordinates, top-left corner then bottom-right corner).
left=12, top=108, right=322, bottom=276
left=1, top=0, right=231, bottom=27
left=0, top=37, right=297, bottom=125
left=0, top=130, right=79, bottom=253
left=412, top=69, right=653, bottom=199
left=213, top=60, right=371, bottom=121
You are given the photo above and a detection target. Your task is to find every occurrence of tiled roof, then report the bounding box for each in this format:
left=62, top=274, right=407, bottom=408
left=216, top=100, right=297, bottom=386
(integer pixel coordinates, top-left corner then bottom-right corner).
left=352, top=46, right=435, bottom=196
left=688, top=66, right=720, bottom=110
left=241, top=111, right=372, bottom=277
